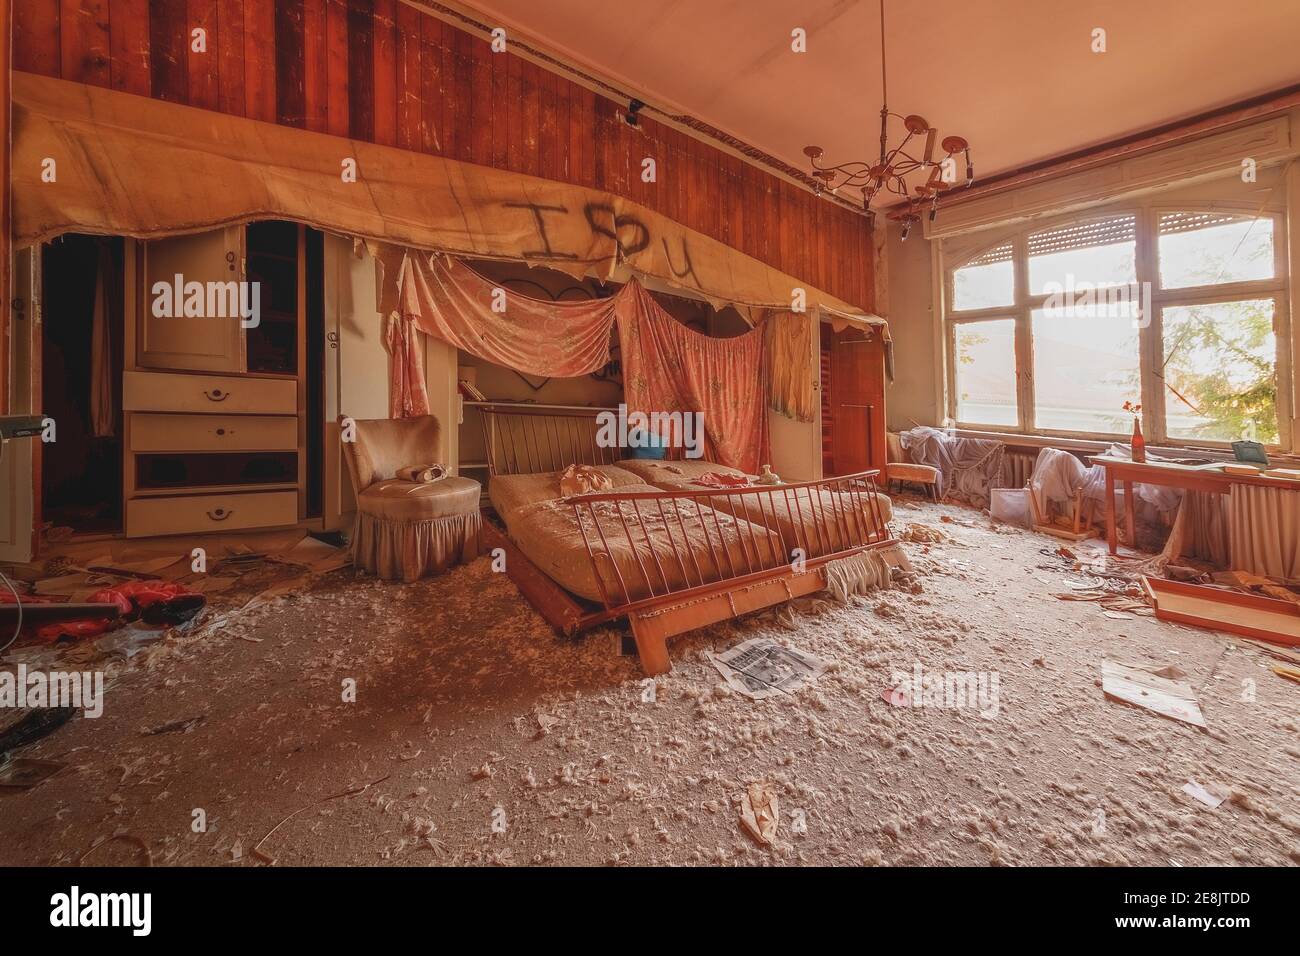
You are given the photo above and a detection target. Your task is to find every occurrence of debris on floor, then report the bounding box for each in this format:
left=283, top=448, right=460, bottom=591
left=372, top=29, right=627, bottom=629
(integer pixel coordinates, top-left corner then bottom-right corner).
left=708, top=637, right=828, bottom=699
left=1100, top=660, right=1206, bottom=728
left=1181, top=780, right=1228, bottom=810
left=738, top=783, right=779, bottom=846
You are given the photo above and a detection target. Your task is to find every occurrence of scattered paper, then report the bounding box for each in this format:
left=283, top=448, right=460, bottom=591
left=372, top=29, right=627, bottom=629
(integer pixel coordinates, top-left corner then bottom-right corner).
left=1101, top=660, right=1206, bottom=728
left=738, top=783, right=779, bottom=846
left=1181, top=780, right=1227, bottom=809
left=709, top=638, right=828, bottom=700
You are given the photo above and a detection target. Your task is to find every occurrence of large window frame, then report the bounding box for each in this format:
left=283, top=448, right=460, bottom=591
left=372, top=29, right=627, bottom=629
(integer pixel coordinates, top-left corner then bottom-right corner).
left=943, top=201, right=1292, bottom=451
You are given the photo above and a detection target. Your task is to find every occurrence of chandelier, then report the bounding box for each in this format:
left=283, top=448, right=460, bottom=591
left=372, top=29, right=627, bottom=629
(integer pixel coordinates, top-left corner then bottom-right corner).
left=803, top=0, right=973, bottom=238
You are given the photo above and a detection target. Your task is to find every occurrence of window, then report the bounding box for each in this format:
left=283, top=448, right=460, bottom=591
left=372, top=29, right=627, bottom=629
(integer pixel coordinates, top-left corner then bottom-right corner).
left=953, top=242, right=1014, bottom=311
left=945, top=206, right=1290, bottom=449
left=953, top=318, right=1017, bottom=426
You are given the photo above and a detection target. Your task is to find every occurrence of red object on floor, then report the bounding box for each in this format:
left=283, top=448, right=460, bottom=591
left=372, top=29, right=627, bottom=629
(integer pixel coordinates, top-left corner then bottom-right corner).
left=23, top=579, right=206, bottom=642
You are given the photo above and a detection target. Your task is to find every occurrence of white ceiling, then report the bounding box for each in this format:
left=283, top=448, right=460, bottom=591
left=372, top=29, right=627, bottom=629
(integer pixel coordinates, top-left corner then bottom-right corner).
left=463, top=0, right=1300, bottom=206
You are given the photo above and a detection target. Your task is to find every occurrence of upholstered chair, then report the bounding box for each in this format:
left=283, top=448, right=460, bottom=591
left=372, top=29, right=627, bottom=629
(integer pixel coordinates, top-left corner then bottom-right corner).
left=340, top=415, right=481, bottom=582
left=885, top=431, right=941, bottom=499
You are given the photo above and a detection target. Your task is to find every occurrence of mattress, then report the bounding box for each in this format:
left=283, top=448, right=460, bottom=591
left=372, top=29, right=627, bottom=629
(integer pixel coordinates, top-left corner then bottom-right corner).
left=614, top=459, right=748, bottom=488
left=489, top=464, right=642, bottom=522
left=507, top=483, right=782, bottom=604
left=614, top=459, right=894, bottom=555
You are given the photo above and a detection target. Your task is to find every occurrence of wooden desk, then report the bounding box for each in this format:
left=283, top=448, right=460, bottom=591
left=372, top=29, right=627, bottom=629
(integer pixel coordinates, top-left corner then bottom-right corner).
left=1090, top=456, right=1300, bottom=555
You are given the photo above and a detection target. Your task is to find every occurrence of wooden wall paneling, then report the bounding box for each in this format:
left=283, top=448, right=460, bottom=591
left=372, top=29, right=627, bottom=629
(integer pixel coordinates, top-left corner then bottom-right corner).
left=108, top=0, right=148, bottom=95
left=537, top=64, right=556, bottom=182
left=215, top=0, right=244, bottom=116
left=147, top=0, right=187, bottom=102
left=457, top=24, right=478, bottom=163
left=489, top=42, right=508, bottom=170
left=60, top=0, right=109, bottom=86
left=430, top=15, right=454, bottom=158
left=420, top=10, right=441, bottom=153
left=322, top=0, right=348, bottom=136
left=468, top=31, right=492, bottom=167
left=186, top=0, right=218, bottom=110
left=393, top=0, right=419, bottom=150
left=370, top=0, right=395, bottom=147
left=12, top=0, right=874, bottom=310
left=243, top=0, right=274, bottom=122
left=346, top=0, right=373, bottom=142
left=273, top=0, right=305, bottom=127
left=505, top=50, right=522, bottom=173
left=578, top=83, right=596, bottom=189
left=302, top=0, right=326, bottom=131
left=552, top=71, right=570, bottom=183
left=519, top=58, right=539, bottom=177
left=15, top=0, right=60, bottom=76
left=2, top=0, right=10, bottom=417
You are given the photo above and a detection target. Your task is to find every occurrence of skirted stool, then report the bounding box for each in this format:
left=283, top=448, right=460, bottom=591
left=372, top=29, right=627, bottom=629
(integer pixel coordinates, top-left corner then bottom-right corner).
left=340, top=414, right=481, bottom=582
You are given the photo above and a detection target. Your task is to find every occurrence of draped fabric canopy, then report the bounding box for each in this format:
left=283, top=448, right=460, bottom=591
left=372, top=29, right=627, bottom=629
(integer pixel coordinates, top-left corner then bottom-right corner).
left=382, top=247, right=769, bottom=472
left=616, top=281, right=769, bottom=473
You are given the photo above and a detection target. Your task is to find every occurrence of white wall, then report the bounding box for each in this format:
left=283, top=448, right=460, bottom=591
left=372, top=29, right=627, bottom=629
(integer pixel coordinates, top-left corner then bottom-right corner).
left=322, top=235, right=458, bottom=529
left=884, top=222, right=941, bottom=431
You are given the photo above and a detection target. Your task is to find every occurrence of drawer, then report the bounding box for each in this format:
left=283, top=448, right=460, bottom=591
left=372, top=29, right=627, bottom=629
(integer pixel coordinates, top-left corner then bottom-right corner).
left=126, top=490, right=298, bottom=538
left=124, top=370, right=296, bottom=415
left=131, top=413, right=298, bottom=452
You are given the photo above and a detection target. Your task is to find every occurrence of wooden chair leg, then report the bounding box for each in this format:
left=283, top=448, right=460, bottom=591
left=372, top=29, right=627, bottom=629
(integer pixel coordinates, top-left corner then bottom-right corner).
left=629, top=616, right=672, bottom=676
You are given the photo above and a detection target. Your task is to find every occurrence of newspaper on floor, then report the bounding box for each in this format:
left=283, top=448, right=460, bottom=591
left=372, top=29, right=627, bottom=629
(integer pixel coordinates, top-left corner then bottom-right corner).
left=709, top=638, right=829, bottom=700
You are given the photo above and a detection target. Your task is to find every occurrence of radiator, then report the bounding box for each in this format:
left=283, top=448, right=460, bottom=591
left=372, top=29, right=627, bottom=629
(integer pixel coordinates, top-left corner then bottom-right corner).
left=1001, top=450, right=1039, bottom=489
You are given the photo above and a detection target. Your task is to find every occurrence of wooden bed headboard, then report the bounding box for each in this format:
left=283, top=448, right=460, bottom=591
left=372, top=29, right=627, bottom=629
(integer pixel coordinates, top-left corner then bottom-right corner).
left=476, top=403, right=623, bottom=477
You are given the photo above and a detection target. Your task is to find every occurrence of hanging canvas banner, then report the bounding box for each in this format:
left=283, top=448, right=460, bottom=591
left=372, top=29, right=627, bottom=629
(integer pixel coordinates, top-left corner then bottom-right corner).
left=12, top=73, right=876, bottom=323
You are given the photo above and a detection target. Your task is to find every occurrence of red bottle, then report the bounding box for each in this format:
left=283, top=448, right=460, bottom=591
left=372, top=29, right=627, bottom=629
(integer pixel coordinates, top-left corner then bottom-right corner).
left=1131, top=416, right=1146, bottom=463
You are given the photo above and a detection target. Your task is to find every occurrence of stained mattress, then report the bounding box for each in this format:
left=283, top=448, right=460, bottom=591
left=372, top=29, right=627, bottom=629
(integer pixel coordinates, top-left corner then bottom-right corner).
left=507, top=483, right=782, bottom=604
left=614, top=459, right=894, bottom=556
left=489, top=464, right=642, bottom=523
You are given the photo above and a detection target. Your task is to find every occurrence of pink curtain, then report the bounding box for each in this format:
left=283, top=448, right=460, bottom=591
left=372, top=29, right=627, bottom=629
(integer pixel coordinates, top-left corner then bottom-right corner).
left=385, top=250, right=769, bottom=471
left=616, top=281, right=769, bottom=473
left=396, top=250, right=617, bottom=372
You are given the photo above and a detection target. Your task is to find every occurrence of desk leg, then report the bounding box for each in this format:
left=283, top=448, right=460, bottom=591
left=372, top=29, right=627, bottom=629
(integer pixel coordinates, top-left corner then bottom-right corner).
left=1105, top=470, right=1117, bottom=554
left=1123, top=480, right=1136, bottom=549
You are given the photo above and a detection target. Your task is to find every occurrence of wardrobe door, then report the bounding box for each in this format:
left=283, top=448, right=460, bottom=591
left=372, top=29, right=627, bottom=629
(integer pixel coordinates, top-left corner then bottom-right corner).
left=138, top=226, right=245, bottom=372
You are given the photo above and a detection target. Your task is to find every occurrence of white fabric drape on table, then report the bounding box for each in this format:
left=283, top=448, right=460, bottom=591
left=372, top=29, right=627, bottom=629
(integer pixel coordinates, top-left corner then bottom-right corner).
left=1229, top=484, right=1300, bottom=582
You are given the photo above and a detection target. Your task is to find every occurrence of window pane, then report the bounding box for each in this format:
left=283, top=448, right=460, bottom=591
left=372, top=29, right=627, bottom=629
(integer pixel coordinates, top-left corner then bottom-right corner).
left=1162, top=299, right=1278, bottom=444
left=1027, top=215, right=1137, bottom=296
left=954, top=319, right=1017, bottom=426
left=1031, top=305, right=1141, bottom=434
left=1158, top=213, right=1274, bottom=290
left=952, top=242, right=1014, bottom=311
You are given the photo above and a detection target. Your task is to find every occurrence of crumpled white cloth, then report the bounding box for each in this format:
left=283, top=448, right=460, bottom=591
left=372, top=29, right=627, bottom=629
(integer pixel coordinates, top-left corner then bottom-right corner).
left=899, top=426, right=1005, bottom=509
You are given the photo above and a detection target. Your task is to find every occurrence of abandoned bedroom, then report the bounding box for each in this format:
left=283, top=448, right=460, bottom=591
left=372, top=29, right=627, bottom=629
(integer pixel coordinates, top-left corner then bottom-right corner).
left=1, top=0, right=1299, bottom=875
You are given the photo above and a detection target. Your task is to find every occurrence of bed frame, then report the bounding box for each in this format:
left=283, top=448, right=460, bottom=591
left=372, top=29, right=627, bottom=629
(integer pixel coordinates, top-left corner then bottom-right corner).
left=477, top=403, right=896, bottom=674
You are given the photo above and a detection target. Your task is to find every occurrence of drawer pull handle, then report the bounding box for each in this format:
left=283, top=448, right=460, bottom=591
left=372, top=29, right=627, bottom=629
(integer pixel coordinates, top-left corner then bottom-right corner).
left=206, top=508, right=234, bottom=521
left=215, top=428, right=226, bottom=436
left=204, top=389, right=230, bottom=402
